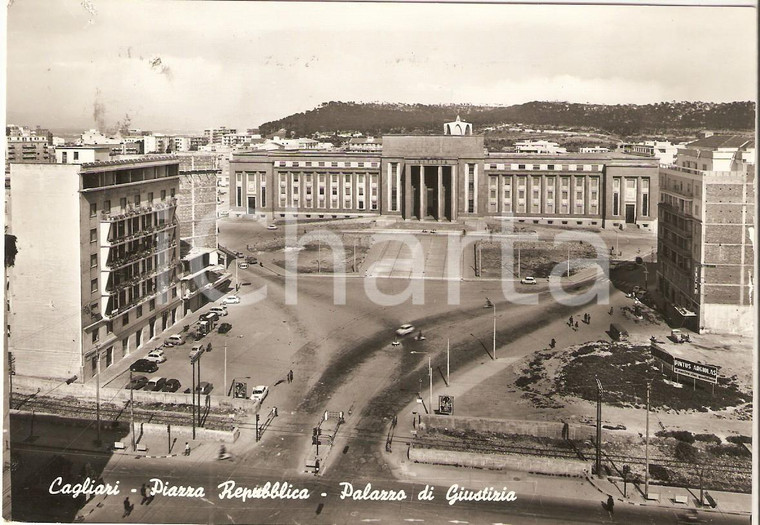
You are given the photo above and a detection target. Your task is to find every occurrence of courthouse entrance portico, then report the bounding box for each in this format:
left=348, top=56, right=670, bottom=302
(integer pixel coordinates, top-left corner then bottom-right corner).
left=403, top=163, right=456, bottom=221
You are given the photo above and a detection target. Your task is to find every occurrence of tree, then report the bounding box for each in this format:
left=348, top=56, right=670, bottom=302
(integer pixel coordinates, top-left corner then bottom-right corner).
left=4, top=234, right=17, bottom=267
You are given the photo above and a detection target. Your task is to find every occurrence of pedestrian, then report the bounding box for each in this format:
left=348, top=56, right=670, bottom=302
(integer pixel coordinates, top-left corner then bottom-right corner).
left=550, top=338, right=556, bottom=349
left=140, top=483, right=148, bottom=505
left=575, top=321, right=579, bottom=329
left=569, top=316, right=574, bottom=325
left=609, top=306, right=614, bottom=316
left=289, top=369, right=293, bottom=383
left=607, top=494, right=615, bottom=516
left=123, top=497, right=133, bottom=517
left=588, top=313, right=591, bottom=323
left=184, top=442, right=191, bottom=456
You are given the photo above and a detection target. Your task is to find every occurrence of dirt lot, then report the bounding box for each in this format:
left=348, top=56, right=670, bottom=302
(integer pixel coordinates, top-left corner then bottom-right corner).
left=271, top=233, right=371, bottom=273
left=479, top=239, right=600, bottom=278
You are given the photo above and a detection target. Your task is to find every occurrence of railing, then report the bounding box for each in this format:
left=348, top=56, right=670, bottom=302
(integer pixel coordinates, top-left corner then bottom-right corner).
left=104, top=220, right=178, bottom=246
left=99, top=198, right=178, bottom=222
left=105, top=241, right=177, bottom=271
left=106, top=278, right=179, bottom=318
left=107, top=263, right=177, bottom=293
left=661, top=164, right=748, bottom=177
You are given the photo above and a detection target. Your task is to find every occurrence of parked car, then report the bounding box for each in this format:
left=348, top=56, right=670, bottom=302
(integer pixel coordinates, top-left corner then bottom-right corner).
left=520, top=276, right=537, bottom=285
left=245, top=256, right=258, bottom=264
left=196, top=381, right=214, bottom=395
left=235, top=251, right=244, bottom=258
left=223, top=295, right=241, bottom=305
left=164, top=334, right=185, bottom=346
left=266, top=224, right=278, bottom=230
left=162, top=379, right=181, bottom=393
left=127, top=375, right=148, bottom=390
left=210, top=306, right=227, bottom=317
left=395, top=324, right=415, bottom=336
left=146, top=349, right=166, bottom=363
left=250, top=385, right=269, bottom=403
left=238, top=262, right=249, bottom=269
left=145, top=377, right=167, bottom=392
left=130, top=359, right=158, bottom=373
left=218, top=322, right=232, bottom=334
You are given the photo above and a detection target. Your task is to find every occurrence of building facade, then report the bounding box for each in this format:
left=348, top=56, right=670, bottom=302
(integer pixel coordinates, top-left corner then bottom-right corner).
left=8, top=155, right=182, bottom=381
left=657, top=136, right=755, bottom=335
left=229, top=133, right=659, bottom=229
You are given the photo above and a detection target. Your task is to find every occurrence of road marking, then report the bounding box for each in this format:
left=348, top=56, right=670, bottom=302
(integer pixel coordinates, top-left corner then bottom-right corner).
left=200, top=497, right=216, bottom=506
left=449, top=521, right=469, bottom=524
left=361, top=520, right=381, bottom=522
left=403, top=520, right=424, bottom=522
left=321, top=492, right=327, bottom=497
left=131, top=489, right=136, bottom=493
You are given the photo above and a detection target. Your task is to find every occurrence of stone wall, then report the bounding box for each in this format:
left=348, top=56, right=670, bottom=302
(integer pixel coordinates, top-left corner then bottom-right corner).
left=420, top=414, right=596, bottom=441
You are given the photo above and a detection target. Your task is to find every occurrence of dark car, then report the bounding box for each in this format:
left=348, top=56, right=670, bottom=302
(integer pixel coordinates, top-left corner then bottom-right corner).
left=127, top=375, right=148, bottom=390
left=196, top=382, right=213, bottom=395
left=145, top=377, right=167, bottom=392
left=130, top=359, right=158, bottom=373
left=218, top=322, right=232, bottom=334
left=245, top=256, right=258, bottom=264
left=162, top=379, right=181, bottom=392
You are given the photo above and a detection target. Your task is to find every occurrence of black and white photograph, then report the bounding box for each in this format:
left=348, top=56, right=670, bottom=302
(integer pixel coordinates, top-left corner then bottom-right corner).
left=2, top=1, right=757, bottom=523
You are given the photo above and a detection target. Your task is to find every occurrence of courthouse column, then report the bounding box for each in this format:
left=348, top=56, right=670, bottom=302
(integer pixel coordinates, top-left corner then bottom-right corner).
left=437, top=166, right=444, bottom=221
left=419, top=166, right=426, bottom=220
left=404, top=164, right=413, bottom=219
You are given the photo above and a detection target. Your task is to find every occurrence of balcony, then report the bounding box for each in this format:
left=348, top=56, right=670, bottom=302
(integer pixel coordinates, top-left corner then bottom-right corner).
left=107, top=262, right=177, bottom=294
left=99, top=198, right=178, bottom=222
left=104, top=220, right=178, bottom=247
left=105, top=240, right=178, bottom=271
left=105, top=278, right=179, bottom=319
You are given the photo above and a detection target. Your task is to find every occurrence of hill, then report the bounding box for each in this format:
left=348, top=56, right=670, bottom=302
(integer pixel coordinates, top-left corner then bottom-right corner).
left=259, top=101, right=755, bottom=138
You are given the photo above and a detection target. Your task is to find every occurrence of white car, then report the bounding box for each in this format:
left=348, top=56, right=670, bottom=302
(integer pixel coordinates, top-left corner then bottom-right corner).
left=164, top=334, right=185, bottom=346
left=146, top=349, right=166, bottom=363
left=520, top=276, right=537, bottom=285
left=223, top=295, right=241, bottom=305
left=395, top=324, right=416, bottom=336
left=210, top=306, right=228, bottom=317
left=250, top=385, right=269, bottom=403
left=266, top=224, right=278, bottom=230
left=238, top=262, right=249, bottom=269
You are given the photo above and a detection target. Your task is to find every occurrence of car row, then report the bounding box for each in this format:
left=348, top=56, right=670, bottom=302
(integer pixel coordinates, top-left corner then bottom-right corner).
left=127, top=375, right=181, bottom=392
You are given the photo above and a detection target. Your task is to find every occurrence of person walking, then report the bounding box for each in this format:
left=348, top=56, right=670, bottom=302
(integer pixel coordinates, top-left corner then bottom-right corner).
left=184, top=442, right=191, bottom=456
left=574, top=321, right=579, bottom=329
left=140, top=483, right=148, bottom=505
left=609, top=306, right=614, bottom=316
left=123, top=497, right=133, bottom=517
left=569, top=316, right=574, bottom=326
left=550, top=338, right=556, bottom=349
left=606, top=494, right=615, bottom=516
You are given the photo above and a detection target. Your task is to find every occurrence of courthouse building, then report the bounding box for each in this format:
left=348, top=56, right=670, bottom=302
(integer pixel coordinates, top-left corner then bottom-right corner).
left=229, top=120, right=659, bottom=230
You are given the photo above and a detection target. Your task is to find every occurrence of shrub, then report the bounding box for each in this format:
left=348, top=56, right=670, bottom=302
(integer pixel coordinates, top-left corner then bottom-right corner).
left=694, top=433, right=722, bottom=444
left=648, top=464, right=670, bottom=482
left=707, top=444, right=749, bottom=458
left=674, top=441, right=700, bottom=463
left=656, top=430, right=695, bottom=444
left=726, top=435, right=752, bottom=445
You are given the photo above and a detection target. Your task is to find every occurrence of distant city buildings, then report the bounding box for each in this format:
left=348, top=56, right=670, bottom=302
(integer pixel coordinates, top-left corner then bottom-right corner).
left=657, top=135, right=755, bottom=335
left=204, top=126, right=237, bottom=145
left=346, top=137, right=383, bottom=153
left=514, top=140, right=568, bottom=155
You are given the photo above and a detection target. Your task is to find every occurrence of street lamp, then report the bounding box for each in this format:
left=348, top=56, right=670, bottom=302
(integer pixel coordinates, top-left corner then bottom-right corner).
left=411, top=351, right=432, bottom=414
left=485, top=297, right=496, bottom=360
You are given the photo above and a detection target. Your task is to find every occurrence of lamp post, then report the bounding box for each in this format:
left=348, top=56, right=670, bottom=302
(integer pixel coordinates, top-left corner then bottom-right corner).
left=411, top=351, right=432, bottom=413
left=446, top=339, right=450, bottom=386
left=645, top=379, right=652, bottom=497
left=492, top=301, right=497, bottom=360
left=595, top=376, right=603, bottom=477
left=93, top=345, right=103, bottom=446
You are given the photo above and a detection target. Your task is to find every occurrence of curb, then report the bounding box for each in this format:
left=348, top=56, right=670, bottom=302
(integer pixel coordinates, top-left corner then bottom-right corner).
left=584, top=474, right=751, bottom=516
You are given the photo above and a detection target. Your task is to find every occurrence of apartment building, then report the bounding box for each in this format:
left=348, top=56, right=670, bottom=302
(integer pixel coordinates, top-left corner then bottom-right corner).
left=8, top=154, right=182, bottom=381
left=657, top=135, right=755, bottom=335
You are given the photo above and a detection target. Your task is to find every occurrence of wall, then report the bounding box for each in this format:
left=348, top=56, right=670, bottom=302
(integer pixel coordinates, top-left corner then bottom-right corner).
left=382, top=135, right=484, bottom=158
left=420, top=415, right=595, bottom=440
left=9, top=164, right=83, bottom=379
left=409, top=447, right=588, bottom=476
left=702, top=303, right=754, bottom=336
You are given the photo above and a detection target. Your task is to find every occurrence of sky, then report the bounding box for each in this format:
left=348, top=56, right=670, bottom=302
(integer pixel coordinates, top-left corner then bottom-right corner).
left=4, top=0, right=757, bottom=133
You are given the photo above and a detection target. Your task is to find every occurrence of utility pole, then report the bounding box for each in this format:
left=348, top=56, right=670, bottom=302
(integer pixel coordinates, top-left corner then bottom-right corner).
left=353, top=238, right=357, bottom=273
left=645, top=379, right=652, bottom=497
left=517, top=244, right=521, bottom=278
left=428, top=356, right=433, bottom=414
left=492, top=301, right=496, bottom=360
left=95, top=347, right=101, bottom=446
left=567, top=244, right=571, bottom=277
left=446, top=339, right=450, bottom=386
left=191, top=361, right=196, bottom=439
left=317, top=239, right=321, bottom=273
left=224, top=343, right=227, bottom=395
left=129, top=371, right=136, bottom=451
left=595, top=376, right=603, bottom=477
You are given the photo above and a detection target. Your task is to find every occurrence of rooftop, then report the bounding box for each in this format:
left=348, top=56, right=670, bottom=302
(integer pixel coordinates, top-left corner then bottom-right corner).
left=685, top=135, right=754, bottom=150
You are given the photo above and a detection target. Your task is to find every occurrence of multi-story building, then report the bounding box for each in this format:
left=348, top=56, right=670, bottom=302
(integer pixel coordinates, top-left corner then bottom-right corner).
left=204, top=127, right=237, bottom=145
left=346, top=137, right=383, bottom=153
left=229, top=129, right=658, bottom=229
left=8, top=153, right=182, bottom=381
left=143, top=134, right=171, bottom=154
left=514, top=140, right=568, bottom=155
left=5, top=135, right=52, bottom=166
left=657, top=135, right=755, bottom=335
